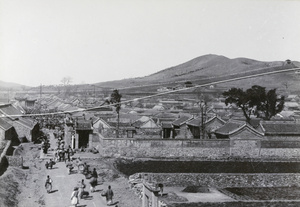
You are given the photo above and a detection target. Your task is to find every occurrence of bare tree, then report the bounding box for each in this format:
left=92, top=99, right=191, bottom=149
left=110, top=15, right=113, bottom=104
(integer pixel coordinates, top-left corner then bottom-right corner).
left=61, top=77, right=72, bottom=98
left=61, top=76, right=72, bottom=86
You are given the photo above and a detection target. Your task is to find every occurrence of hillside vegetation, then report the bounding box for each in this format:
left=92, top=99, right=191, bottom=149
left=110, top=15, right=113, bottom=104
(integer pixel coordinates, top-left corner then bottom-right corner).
left=95, top=54, right=299, bottom=92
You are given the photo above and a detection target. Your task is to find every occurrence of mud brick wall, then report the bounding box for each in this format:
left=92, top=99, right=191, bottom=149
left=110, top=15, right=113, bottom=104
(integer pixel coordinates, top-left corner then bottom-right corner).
left=230, top=140, right=261, bottom=158
left=139, top=173, right=300, bottom=188
left=12, top=122, right=32, bottom=142
left=100, top=138, right=300, bottom=159
left=6, top=156, right=23, bottom=167
left=260, top=149, right=300, bottom=159
left=101, top=139, right=230, bottom=158
left=168, top=201, right=300, bottom=207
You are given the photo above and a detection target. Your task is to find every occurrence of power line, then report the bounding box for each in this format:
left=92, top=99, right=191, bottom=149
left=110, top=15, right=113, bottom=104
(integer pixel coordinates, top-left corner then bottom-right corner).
left=1, top=67, right=299, bottom=118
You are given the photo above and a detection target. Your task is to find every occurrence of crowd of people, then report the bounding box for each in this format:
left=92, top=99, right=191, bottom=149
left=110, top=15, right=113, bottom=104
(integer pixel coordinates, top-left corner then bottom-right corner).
left=42, top=131, right=117, bottom=206
left=45, top=175, right=115, bottom=206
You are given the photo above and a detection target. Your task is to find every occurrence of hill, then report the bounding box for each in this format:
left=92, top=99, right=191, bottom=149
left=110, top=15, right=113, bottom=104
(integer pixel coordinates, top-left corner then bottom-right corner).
left=94, top=54, right=300, bottom=93
left=0, top=80, right=30, bottom=91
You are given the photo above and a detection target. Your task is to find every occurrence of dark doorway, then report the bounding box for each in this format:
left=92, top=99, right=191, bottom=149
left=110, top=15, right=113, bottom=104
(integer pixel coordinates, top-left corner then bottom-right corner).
left=77, top=130, right=90, bottom=148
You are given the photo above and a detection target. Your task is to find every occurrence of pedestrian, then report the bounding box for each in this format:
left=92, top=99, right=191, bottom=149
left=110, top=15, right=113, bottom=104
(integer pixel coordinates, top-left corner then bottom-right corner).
left=90, top=168, right=98, bottom=192
left=45, top=175, right=52, bottom=193
left=78, top=179, right=88, bottom=200
left=70, top=187, right=79, bottom=207
left=45, top=161, right=49, bottom=169
left=105, top=185, right=114, bottom=206
left=49, top=159, right=55, bottom=169
left=66, top=145, right=72, bottom=162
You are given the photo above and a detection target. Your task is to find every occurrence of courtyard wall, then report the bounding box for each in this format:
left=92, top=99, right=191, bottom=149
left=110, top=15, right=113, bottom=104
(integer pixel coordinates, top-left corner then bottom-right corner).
left=137, top=172, right=300, bottom=188
left=99, top=137, right=300, bottom=159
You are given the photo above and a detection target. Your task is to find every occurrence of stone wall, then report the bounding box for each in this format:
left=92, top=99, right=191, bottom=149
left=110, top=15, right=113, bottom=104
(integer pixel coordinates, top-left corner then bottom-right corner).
left=99, top=138, right=300, bottom=159
left=230, top=140, right=261, bottom=158
left=260, top=148, right=300, bottom=159
left=101, top=138, right=230, bottom=158
left=168, top=201, right=300, bottom=207
left=6, top=156, right=23, bottom=167
left=12, top=122, right=32, bottom=142
left=137, top=173, right=300, bottom=188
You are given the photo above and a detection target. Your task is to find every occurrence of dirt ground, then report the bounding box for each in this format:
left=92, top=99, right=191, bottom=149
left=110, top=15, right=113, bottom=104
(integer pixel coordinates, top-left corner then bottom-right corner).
left=0, top=141, right=142, bottom=207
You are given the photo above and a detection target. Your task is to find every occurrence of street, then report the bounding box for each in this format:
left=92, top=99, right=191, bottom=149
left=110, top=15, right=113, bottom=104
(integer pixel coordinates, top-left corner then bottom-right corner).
left=39, top=132, right=117, bottom=207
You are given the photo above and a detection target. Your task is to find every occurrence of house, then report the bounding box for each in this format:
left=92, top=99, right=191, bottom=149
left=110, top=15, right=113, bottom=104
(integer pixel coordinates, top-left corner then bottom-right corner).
left=0, top=104, right=40, bottom=142
left=132, top=118, right=158, bottom=129
left=172, top=116, right=193, bottom=139
left=15, top=97, right=37, bottom=108
left=93, top=118, right=112, bottom=133
left=161, top=122, right=173, bottom=138
left=215, top=122, right=264, bottom=158
left=186, top=116, right=226, bottom=139
left=0, top=118, right=20, bottom=155
left=260, top=121, right=300, bottom=140
left=214, top=121, right=263, bottom=140
left=284, top=101, right=299, bottom=110
left=152, top=104, right=165, bottom=111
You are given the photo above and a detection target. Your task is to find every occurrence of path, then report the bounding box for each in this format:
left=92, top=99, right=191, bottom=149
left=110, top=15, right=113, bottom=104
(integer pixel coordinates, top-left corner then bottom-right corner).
left=40, top=132, right=116, bottom=207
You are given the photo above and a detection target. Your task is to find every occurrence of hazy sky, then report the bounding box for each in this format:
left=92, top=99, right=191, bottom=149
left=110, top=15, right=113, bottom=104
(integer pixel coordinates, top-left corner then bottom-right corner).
left=1, top=0, right=300, bottom=87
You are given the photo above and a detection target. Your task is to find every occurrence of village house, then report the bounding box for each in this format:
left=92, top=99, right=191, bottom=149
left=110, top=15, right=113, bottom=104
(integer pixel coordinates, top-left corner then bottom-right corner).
left=172, top=115, right=193, bottom=139
left=259, top=121, right=300, bottom=141
left=15, top=97, right=37, bottom=109
left=0, top=118, right=20, bottom=156
left=186, top=115, right=226, bottom=139
left=0, top=104, right=40, bottom=143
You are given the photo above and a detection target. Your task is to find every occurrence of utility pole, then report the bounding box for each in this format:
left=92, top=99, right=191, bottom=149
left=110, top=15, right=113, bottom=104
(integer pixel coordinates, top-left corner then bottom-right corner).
left=200, top=100, right=206, bottom=139
left=40, top=84, right=42, bottom=99
left=93, top=85, right=95, bottom=102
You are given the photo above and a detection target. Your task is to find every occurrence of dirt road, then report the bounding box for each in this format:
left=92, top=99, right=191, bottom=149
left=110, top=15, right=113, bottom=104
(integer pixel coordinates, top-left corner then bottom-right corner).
left=13, top=131, right=141, bottom=207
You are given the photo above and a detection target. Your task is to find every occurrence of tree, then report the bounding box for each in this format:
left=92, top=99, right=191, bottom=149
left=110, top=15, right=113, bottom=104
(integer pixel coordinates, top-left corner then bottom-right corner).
left=257, top=89, right=285, bottom=120
left=61, top=76, right=72, bottom=98
left=61, top=76, right=72, bottom=85
left=109, top=89, right=122, bottom=138
left=223, top=87, right=252, bottom=123
left=223, top=85, right=285, bottom=122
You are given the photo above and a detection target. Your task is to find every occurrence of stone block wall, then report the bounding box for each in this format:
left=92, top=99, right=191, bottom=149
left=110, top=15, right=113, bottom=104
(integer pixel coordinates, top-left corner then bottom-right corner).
left=12, top=122, right=32, bottom=142
left=230, top=140, right=261, bottom=158
left=99, top=138, right=300, bottom=159
left=101, top=139, right=230, bottom=158
left=138, top=173, right=300, bottom=188
left=260, top=148, right=300, bottom=159
left=6, top=156, right=23, bottom=167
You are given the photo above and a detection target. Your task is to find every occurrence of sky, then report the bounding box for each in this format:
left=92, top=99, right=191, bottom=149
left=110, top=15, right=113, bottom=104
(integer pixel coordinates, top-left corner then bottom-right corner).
left=0, top=0, right=300, bottom=87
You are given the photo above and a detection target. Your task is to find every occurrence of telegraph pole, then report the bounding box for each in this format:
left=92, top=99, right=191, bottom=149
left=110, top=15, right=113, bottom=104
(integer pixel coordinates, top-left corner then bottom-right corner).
left=200, top=100, right=206, bottom=139
left=40, top=84, right=42, bottom=99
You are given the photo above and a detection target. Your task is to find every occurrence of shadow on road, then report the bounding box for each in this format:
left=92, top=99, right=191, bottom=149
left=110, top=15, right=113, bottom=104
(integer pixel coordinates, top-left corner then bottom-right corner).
left=83, top=196, right=93, bottom=200
left=49, top=189, right=58, bottom=194
left=109, top=201, right=119, bottom=206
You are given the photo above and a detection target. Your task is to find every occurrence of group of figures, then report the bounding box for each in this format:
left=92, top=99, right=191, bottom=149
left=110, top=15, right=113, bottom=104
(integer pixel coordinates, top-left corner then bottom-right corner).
left=55, top=138, right=73, bottom=162
left=41, top=136, right=51, bottom=154
left=45, top=169, right=115, bottom=206
left=42, top=131, right=117, bottom=206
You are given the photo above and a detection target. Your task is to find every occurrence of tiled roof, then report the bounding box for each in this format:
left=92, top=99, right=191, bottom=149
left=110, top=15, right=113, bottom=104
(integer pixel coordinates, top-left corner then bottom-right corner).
left=0, top=118, right=13, bottom=130
left=76, top=120, right=92, bottom=130
left=16, top=117, right=37, bottom=128
left=0, top=104, right=23, bottom=116
left=214, top=122, right=243, bottom=135
left=186, top=117, right=202, bottom=127
left=205, top=116, right=226, bottom=125
left=172, top=116, right=193, bottom=127
left=132, top=120, right=144, bottom=128
left=261, top=122, right=300, bottom=135
left=161, top=122, right=173, bottom=128
left=107, top=122, right=132, bottom=128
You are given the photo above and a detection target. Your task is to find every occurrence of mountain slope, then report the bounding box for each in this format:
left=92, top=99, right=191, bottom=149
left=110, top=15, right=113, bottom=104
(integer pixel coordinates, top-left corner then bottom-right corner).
left=0, top=80, right=29, bottom=90
left=95, top=54, right=296, bottom=90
